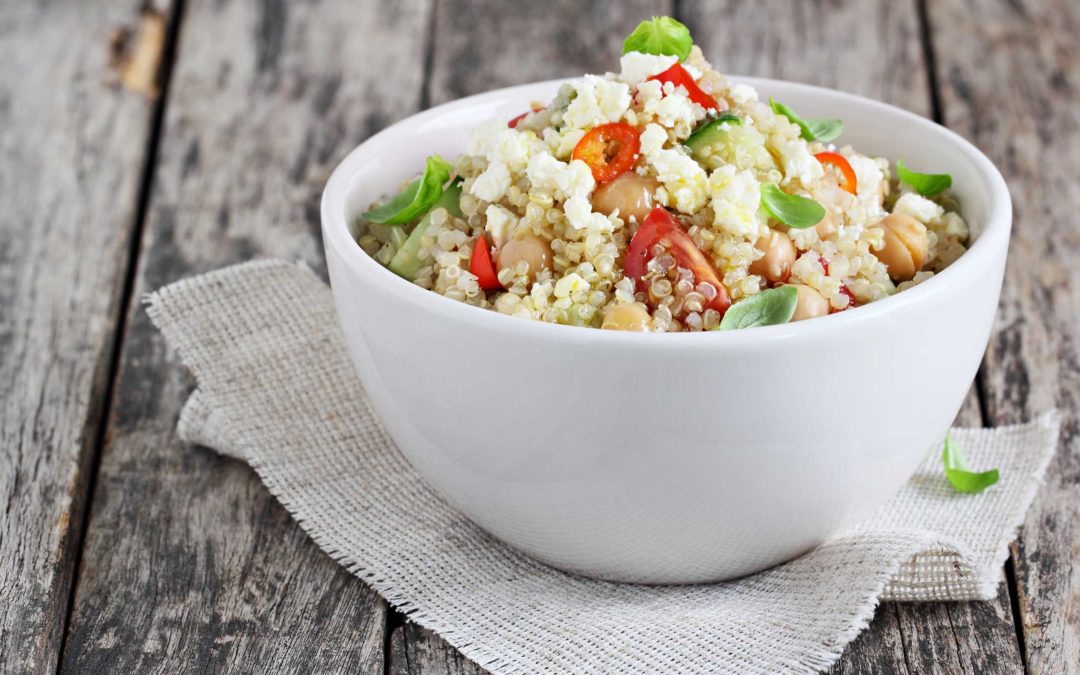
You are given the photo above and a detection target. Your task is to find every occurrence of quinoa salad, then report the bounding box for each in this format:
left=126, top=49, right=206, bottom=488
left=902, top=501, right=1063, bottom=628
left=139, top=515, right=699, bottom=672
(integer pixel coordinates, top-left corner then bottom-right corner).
left=355, top=17, right=969, bottom=332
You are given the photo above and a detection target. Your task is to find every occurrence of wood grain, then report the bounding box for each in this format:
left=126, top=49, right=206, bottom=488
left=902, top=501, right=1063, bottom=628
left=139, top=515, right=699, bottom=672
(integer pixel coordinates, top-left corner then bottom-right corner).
left=0, top=1, right=172, bottom=671
left=927, top=0, right=1080, bottom=671
left=59, top=0, right=434, bottom=670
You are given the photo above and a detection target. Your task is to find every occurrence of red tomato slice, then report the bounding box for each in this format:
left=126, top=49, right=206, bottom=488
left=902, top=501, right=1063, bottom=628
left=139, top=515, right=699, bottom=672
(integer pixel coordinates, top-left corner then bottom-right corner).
left=470, top=236, right=501, bottom=290
left=625, top=207, right=731, bottom=314
left=648, top=63, right=719, bottom=110
left=571, top=122, right=641, bottom=184
left=815, top=152, right=858, bottom=195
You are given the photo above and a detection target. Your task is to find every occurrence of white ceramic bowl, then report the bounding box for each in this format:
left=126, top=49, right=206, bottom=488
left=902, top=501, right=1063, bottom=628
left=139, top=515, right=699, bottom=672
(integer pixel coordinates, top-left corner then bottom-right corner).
left=321, top=78, right=1011, bottom=584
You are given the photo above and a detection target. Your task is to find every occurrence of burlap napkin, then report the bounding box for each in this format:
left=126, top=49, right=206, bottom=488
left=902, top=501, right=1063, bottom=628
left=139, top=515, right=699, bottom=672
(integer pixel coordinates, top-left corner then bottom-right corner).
left=147, top=259, right=1059, bottom=675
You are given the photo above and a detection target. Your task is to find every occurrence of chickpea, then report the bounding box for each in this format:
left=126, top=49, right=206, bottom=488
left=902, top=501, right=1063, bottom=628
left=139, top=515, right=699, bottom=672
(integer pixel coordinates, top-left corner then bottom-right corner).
left=496, top=232, right=553, bottom=281
left=815, top=209, right=838, bottom=240
left=871, top=213, right=929, bottom=282
left=591, top=172, right=659, bottom=223
left=748, top=230, right=796, bottom=283
left=601, top=303, right=652, bottom=332
left=788, top=284, right=830, bottom=322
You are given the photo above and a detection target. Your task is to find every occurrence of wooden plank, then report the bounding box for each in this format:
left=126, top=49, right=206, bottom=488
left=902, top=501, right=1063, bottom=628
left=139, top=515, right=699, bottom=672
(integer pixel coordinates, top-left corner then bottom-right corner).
left=59, top=0, right=435, bottom=670
left=390, top=624, right=486, bottom=675
left=0, top=1, right=174, bottom=672
left=426, top=0, right=672, bottom=105
left=926, top=0, right=1080, bottom=672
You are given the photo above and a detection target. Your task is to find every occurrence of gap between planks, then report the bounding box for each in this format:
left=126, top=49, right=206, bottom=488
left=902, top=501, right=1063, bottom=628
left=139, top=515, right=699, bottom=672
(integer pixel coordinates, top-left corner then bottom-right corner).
left=54, top=0, right=188, bottom=670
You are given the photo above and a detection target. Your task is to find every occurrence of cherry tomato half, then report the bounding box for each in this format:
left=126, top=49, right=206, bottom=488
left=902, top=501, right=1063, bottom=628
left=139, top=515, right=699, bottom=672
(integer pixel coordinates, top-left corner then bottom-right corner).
left=470, top=236, right=501, bottom=290
left=648, top=63, right=720, bottom=111
left=814, top=152, right=858, bottom=195
left=572, top=122, right=641, bottom=184
left=625, top=207, right=731, bottom=314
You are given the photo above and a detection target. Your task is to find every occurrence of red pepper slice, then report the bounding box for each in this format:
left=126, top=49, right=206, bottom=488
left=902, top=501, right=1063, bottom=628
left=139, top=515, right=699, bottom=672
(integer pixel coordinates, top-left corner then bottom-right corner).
left=470, top=236, right=501, bottom=290
left=648, top=63, right=719, bottom=110
left=625, top=207, right=731, bottom=314
left=818, top=255, right=831, bottom=276
left=815, top=152, right=858, bottom=195
left=572, top=122, right=641, bottom=184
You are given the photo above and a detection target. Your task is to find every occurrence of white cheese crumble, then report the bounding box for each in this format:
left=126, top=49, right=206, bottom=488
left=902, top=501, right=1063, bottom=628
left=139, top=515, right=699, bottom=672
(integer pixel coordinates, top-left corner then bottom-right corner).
left=846, top=153, right=886, bottom=212
left=894, top=192, right=945, bottom=224
left=618, top=52, right=677, bottom=85
left=639, top=123, right=708, bottom=213
left=484, top=204, right=516, bottom=247
left=563, top=75, right=631, bottom=130
left=776, top=139, right=824, bottom=187
left=729, top=83, right=758, bottom=105
left=469, top=160, right=511, bottom=202
left=708, top=165, right=763, bottom=239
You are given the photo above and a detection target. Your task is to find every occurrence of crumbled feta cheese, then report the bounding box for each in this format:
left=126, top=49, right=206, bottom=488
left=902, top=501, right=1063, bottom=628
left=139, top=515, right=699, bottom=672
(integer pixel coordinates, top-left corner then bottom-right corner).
left=638, top=123, right=708, bottom=213
left=564, top=195, right=613, bottom=232
left=643, top=87, right=701, bottom=129
left=563, top=75, right=631, bottom=129
left=776, top=139, right=824, bottom=186
left=553, top=272, right=587, bottom=299
left=941, top=211, right=969, bottom=238
left=491, top=128, right=534, bottom=172
left=681, top=63, right=703, bottom=80
left=554, top=129, right=586, bottom=159
left=484, top=204, right=516, bottom=247
left=729, top=83, right=758, bottom=105
left=619, top=52, right=678, bottom=85
left=635, top=79, right=664, bottom=106
left=640, top=123, right=667, bottom=155
left=846, top=153, right=885, bottom=209
left=526, top=153, right=566, bottom=192
left=708, top=165, right=763, bottom=239
left=469, top=160, right=511, bottom=202
left=555, top=159, right=596, bottom=199
left=465, top=119, right=507, bottom=157
left=894, top=192, right=945, bottom=224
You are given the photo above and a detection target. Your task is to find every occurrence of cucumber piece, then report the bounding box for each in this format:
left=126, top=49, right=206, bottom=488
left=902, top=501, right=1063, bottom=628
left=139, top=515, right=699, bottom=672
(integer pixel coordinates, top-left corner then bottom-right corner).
left=385, top=179, right=463, bottom=280
left=684, top=113, right=740, bottom=154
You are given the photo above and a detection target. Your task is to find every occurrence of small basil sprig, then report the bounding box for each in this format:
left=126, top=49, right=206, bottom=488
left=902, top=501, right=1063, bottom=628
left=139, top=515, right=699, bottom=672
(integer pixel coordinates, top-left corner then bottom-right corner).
left=622, top=16, right=693, bottom=61
left=942, top=432, right=1000, bottom=494
left=760, top=184, right=825, bottom=229
left=897, top=159, right=952, bottom=197
left=362, top=155, right=453, bottom=225
left=769, top=98, right=843, bottom=142
left=717, top=285, right=798, bottom=330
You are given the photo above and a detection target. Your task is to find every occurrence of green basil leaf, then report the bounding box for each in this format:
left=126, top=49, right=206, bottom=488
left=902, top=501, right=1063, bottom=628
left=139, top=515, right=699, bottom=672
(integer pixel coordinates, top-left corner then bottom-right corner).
left=717, top=285, right=798, bottom=330
left=622, top=16, right=693, bottom=61
left=942, top=432, right=1000, bottom=494
left=769, top=98, right=843, bottom=142
left=897, top=159, right=953, bottom=197
left=362, top=155, right=453, bottom=225
left=760, top=184, right=825, bottom=229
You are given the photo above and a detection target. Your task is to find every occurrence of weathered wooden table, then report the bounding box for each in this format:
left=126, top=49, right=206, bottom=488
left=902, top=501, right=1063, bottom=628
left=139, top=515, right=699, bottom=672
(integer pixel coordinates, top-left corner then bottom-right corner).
left=2, top=1, right=1076, bottom=672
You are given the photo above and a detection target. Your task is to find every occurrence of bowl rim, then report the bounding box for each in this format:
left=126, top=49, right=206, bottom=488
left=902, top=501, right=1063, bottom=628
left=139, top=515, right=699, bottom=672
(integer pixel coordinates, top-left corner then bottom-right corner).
left=321, top=76, right=1012, bottom=348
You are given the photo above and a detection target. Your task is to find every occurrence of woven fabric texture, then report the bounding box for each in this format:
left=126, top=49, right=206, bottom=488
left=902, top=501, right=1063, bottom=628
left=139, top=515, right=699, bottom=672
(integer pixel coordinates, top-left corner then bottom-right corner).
left=147, top=259, right=1059, bottom=675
